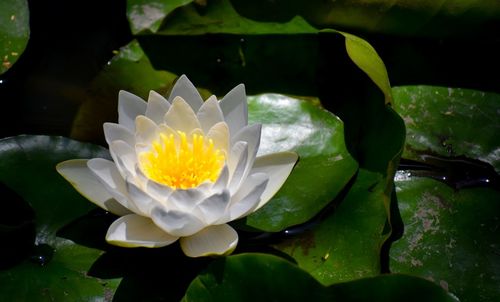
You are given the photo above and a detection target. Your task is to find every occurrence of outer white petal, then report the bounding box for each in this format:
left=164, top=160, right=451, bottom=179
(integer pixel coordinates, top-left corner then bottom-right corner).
left=164, top=96, right=202, bottom=134
left=56, top=159, right=131, bottom=216
left=135, top=115, right=159, bottom=145
left=180, top=224, right=238, bottom=258
left=206, top=122, right=229, bottom=155
left=196, top=190, right=230, bottom=225
left=168, top=75, right=204, bottom=112
left=228, top=172, right=268, bottom=221
left=87, top=158, right=141, bottom=214
left=106, top=214, right=178, bottom=248
left=109, top=140, right=137, bottom=178
left=219, top=84, right=248, bottom=135
left=249, top=151, right=298, bottom=210
left=145, top=90, right=171, bottom=124
left=118, top=90, right=147, bottom=132
left=196, top=95, right=224, bottom=133
left=150, top=207, right=206, bottom=237
left=103, top=123, right=135, bottom=147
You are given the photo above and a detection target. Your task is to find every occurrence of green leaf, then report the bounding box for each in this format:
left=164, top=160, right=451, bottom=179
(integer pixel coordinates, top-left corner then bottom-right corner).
left=127, top=0, right=193, bottom=34
left=132, top=0, right=500, bottom=37
left=390, top=175, right=500, bottom=302
left=71, top=40, right=177, bottom=142
left=339, top=31, right=392, bottom=105
left=245, top=94, right=358, bottom=231
left=0, top=0, right=29, bottom=74
left=153, top=0, right=317, bottom=35
left=273, top=169, right=389, bottom=285
left=0, top=135, right=120, bottom=301
left=393, top=86, right=500, bottom=172
left=231, top=0, right=500, bottom=37
left=182, top=253, right=457, bottom=302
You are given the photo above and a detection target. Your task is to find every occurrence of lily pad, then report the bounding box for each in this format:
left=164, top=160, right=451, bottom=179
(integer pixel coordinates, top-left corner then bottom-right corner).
left=127, top=0, right=193, bottom=34
left=390, top=175, right=500, bottom=302
left=245, top=94, right=358, bottom=231
left=393, top=86, right=500, bottom=173
left=182, top=253, right=457, bottom=302
left=130, top=0, right=500, bottom=37
left=0, top=135, right=120, bottom=301
left=273, top=169, right=389, bottom=285
left=0, top=0, right=29, bottom=74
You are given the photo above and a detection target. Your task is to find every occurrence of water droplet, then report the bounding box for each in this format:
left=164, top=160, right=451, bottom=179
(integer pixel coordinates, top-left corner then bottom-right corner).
left=30, top=244, right=54, bottom=266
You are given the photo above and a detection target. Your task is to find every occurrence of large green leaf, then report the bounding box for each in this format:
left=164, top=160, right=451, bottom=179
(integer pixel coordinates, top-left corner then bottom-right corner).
left=393, top=85, right=500, bottom=173
left=183, top=253, right=457, bottom=302
left=244, top=94, right=358, bottom=231
left=127, top=0, right=193, bottom=34
left=390, top=175, right=500, bottom=302
left=0, top=135, right=120, bottom=301
left=129, top=0, right=500, bottom=37
left=0, top=0, right=29, bottom=74
left=273, top=169, right=388, bottom=285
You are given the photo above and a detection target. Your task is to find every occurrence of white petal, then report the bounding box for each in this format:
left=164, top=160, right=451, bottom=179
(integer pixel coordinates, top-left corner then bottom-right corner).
left=56, top=160, right=131, bottom=216
left=197, top=190, right=230, bottom=224
left=125, top=180, right=155, bottom=216
left=145, top=179, right=173, bottom=203
left=135, top=115, right=159, bottom=145
left=206, top=122, right=229, bottom=155
left=196, top=95, right=224, bottom=133
left=103, top=123, right=135, bottom=147
left=168, top=75, right=204, bottom=112
left=230, top=124, right=262, bottom=189
left=118, top=90, right=147, bottom=132
left=87, top=158, right=141, bottom=214
left=106, top=214, right=178, bottom=248
left=164, top=96, right=202, bottom=133
left=180, top=224, right=238, bottom=258
left=228, top=172, right=268, bottom=220
left=250, top=151, right=298, bottom=210
left=145, top=90, right=171, bottom=124
left=228, top=141, right=248, bottom=194
left=219, top=84, right=247, bottom=135
left=109, top=140, right=137, bottom=178
left=212, top=164, right=229, bottom=192
left=167, top=186, right=207, bottom=212
left=150, top=207, right=206, bottom=237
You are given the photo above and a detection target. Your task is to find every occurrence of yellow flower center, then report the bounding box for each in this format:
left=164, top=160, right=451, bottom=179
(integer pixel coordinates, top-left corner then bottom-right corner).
left=139, top=131, right=225, bottom=189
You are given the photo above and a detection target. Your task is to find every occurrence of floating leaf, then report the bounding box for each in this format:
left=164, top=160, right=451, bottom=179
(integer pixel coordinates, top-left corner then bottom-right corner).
left=393, top=86, right=500, bottom=173
left=0, top=0, right=29, bottom=74
left=183, top=253, right=457, bottom=302
left=127, top=0, right=193, bottom=34
left=0, top=135, right=120, bottom=301
left=390, top=175, right=500, bottom=302
left=273, top=169, right=389, bottom=285
left=245, top=94, right=358, bottom=231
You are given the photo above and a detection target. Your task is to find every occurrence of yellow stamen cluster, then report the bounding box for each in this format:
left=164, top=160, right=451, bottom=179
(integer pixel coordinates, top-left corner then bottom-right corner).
left=139, top=131, right=225, bottom=189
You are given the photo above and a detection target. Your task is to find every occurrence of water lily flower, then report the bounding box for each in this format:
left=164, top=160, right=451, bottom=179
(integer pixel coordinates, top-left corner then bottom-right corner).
left=57, top=75, right=297, bottom=257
